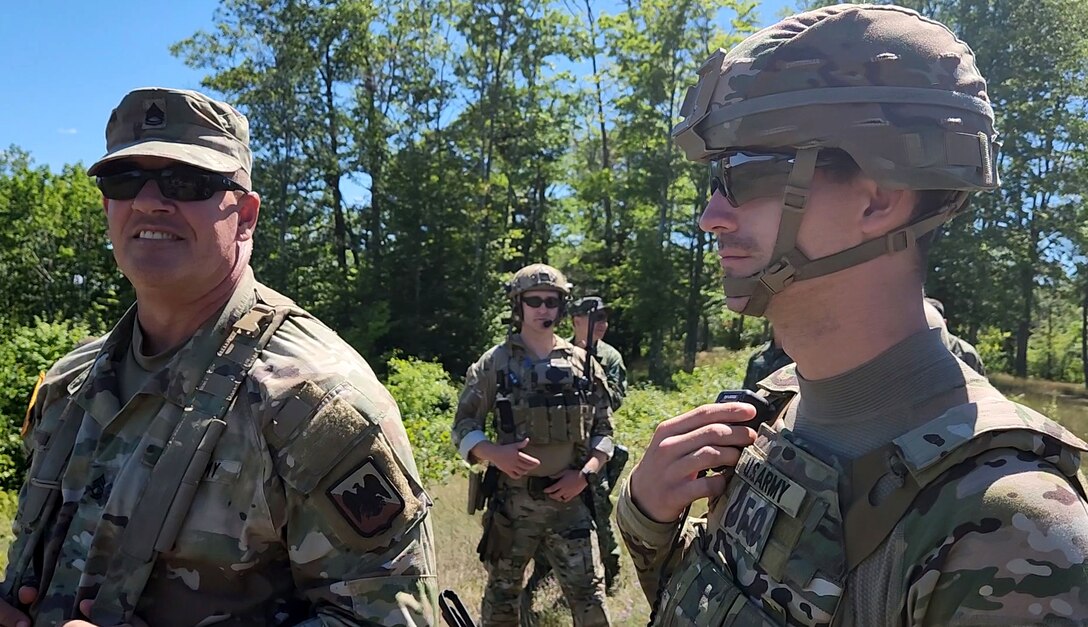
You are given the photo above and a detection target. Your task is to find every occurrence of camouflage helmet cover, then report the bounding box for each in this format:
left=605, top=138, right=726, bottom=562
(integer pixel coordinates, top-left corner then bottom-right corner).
left=506, top=263, right=571, bottom=299
left=672, top=3, right=999, bottom=192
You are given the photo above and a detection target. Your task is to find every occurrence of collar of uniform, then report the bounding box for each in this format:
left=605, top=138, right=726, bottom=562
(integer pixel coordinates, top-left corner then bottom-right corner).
left=795, top=328, right=962, bottom=419
left=71, top=267, right=260, bottom=427
left=507, top=333, right=576, bottom=356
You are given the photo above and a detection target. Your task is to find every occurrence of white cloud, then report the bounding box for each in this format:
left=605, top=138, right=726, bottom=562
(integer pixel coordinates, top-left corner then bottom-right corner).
left=56, top=128, right=78, bottom=135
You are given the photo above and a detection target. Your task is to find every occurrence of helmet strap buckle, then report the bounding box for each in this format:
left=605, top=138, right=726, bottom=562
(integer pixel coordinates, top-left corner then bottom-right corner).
left=759, top=258, right=797, bottom=294
left=885, top=229, right=913, bottom=253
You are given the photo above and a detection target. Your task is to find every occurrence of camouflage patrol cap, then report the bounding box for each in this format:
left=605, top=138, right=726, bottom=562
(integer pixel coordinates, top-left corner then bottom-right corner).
left=571, top=296, right=608, bottom=316
left=673, top=3, right=999, bottom=192
left=87, top=87, right=252, bottom=176
left=506, top=263, right=571, bottom=299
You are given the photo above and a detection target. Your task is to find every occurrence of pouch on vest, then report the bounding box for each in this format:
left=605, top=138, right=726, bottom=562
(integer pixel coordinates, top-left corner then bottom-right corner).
left=652, top=535, right=774, bottom=626
left=657, top=424, right=846, bottom=627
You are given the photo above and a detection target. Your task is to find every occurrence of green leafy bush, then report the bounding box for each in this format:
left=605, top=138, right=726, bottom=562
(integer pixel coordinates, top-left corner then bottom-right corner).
left=0, top=318, right=93, bottom=490
left=613, top=353, right=747, bottom=452
left=385, top=355, right=461, bottom=484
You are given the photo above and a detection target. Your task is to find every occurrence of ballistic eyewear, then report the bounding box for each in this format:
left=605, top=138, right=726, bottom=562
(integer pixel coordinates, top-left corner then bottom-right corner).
left=709, top=150, right=837, bottom=208
left=97, top=164, right=249, bottom=202
left=522, top=295, right=562, bottom=309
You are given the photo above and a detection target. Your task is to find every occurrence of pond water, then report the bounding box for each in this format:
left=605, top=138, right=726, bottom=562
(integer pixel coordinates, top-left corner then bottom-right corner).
left=992, top=378, right=1088, bottom=473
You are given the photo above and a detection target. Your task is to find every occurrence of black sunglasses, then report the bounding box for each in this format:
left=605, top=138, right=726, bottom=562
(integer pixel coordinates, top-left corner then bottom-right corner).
left=97, top=164, right=249, bottom=202
left=522, top=295, right=562, bottom=309
left=709, top=150, right=836, bottom=208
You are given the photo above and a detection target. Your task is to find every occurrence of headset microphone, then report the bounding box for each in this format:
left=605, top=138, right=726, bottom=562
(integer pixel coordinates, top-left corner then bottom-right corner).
left=543, top=319, right=554, bottom=328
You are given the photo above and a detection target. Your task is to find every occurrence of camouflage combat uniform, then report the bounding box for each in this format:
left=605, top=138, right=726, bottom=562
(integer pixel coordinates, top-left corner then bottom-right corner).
left=925, top=299, right=987, bottom=377
left=620, top=330, right=1088, bottom=625
left=452, top=333, right=614, bottom=627
left=619, top=4, right=1088, bottom=625
left=593, top=340, right=628, bottom=412
left=524, top=337, right=628, bottom=600
left=742, top=341, right=793, bottom=392
left=5, top=269, right=438, bottom=626
left=576, top=337, right=627, bottom=589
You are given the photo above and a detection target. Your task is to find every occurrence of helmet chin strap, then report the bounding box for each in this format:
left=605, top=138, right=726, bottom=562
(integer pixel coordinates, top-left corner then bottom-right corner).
left=722, top=147, right=968, bottom=317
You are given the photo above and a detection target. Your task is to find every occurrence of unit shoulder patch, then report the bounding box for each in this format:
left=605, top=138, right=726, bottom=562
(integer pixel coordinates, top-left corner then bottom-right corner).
left=326, top=457, right=406, bottom=538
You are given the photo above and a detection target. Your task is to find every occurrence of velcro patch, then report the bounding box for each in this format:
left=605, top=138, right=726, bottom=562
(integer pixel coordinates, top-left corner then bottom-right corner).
left=327, top=457, right=405, bottom=538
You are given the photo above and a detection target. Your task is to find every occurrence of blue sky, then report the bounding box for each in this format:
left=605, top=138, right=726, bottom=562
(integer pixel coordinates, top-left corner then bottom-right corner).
left=2, top=0, right=791, bottom=173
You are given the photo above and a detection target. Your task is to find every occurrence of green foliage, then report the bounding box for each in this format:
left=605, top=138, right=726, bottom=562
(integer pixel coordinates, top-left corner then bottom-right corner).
left=613, top=351, right=747, bottom=451
left=0, top=489, right=16, bottom=570
left=385, top=356, right=461, bottom=484
left=976, top=326, right=1012, bottom=374
left=0, top=318, right=92, bottom=490
left=0, top=148, right=129, bottom=331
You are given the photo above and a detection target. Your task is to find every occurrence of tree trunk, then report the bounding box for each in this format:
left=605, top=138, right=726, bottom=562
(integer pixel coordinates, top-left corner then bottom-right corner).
left=583, top=0, right=613, bottom=259
left=323, top=51, right=347, bottom=274
left=682, top=197, right=707, bottom=373
left=1081, top=274, right=1087, bottom=390
left=1014, top=262, right=1033, bottom=377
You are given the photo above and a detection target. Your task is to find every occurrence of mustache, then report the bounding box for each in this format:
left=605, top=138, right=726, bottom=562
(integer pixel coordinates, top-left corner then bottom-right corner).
left=715, top=233, right=759, bottom=254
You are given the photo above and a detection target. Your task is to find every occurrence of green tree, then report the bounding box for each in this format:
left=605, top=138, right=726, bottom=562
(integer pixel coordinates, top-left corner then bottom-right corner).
left=591, top=0, right=756, bottom=381
left=0, top=148, right=126, bottom=331
left=846, top=1, right=1088, bottom=378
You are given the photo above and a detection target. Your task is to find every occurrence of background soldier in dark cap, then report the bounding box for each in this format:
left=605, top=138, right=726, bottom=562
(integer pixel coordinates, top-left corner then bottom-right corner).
left=618, top=4, right=1087, bottom=625
left=0, top=87, right=437, bottom=626
left=924, top=296, right=987, bottom=376
left=741, top=332, right=792, bottom=392
left=569, top=297, right=627, bottom=412
left=452, top=264, right=613, bottom=626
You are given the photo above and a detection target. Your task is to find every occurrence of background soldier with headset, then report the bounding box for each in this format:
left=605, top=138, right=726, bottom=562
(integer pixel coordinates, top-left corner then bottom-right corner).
left=452, top=264, right=613, bottom=627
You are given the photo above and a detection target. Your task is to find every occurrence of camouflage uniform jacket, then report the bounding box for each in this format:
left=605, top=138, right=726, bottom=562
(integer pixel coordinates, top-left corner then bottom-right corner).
left=618, top=338, right=1088, bottom=625
left=742, top=341, right=793, bottom=391
left=948, top=335, right=986, bottom=377
left=5, top=268, right=437, bottom=626
left=451, top=334, right=614, bottom=470
left=569, top=338, right=628, bottom=412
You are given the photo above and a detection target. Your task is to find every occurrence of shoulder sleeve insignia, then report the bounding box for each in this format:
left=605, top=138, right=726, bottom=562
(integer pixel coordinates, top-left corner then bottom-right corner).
left=21, top=371, right=46, bottom=439
left=327, top=457, right=406, bottom=537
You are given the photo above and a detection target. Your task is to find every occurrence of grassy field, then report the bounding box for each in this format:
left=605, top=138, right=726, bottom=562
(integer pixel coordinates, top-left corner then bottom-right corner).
left=0, top=353, right=1085, bottom=626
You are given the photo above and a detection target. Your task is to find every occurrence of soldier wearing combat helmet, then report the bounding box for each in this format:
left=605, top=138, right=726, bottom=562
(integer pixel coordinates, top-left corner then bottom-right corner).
left=452, top=264, right=614, bottom=626
left=618, top=5, right=1088, bottom=625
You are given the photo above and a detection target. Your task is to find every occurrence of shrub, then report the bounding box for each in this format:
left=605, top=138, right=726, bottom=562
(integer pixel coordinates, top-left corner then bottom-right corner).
left=0, top=318, right=93, bottom=490
left=613, top=352, right=747, bottom=452
left=385, top=355, right=461, bottom=485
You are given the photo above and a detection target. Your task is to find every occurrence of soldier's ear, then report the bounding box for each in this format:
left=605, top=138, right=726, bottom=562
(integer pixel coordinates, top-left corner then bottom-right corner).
left=859, top=184, right=913, bottom=237
left=235, top=192, right=261, bottom=241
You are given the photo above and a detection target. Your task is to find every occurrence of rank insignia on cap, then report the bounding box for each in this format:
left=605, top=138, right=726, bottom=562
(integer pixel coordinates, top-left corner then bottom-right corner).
left=142, top=100, right=166, bottom=129
left=327, top=457, right=405, bottom=537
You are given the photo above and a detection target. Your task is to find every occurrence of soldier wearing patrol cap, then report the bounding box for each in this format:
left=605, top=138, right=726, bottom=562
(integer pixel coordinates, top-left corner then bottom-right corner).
left=618, top=5, right=1088, bottom=625
left=451, top=263, right=613, bottom=626
left=1, top=87, right=437, bottom=626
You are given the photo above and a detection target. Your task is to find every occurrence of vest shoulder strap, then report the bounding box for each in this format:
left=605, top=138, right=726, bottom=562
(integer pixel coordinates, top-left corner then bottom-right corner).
left=843, top=392, right=1088, bottom=570
left=90, top=303, right=291, bottom=625
left=493, top=342, right=513, bottom=393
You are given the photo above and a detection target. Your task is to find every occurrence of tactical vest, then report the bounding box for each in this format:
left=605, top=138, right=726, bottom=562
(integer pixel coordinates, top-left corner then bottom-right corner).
left=4, top=293, right=299, bottom=625
left=652, top=386, right=1088, bottom=626
left=491, top=342, right=593, bottom=446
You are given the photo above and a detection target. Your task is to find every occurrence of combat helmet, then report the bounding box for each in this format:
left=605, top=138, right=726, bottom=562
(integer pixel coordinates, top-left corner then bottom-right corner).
left=506, top=263, right=571, bottom=299
left=505, top=263, right=571, bottom=329
left=673, top=3, right=1000, bottom=315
